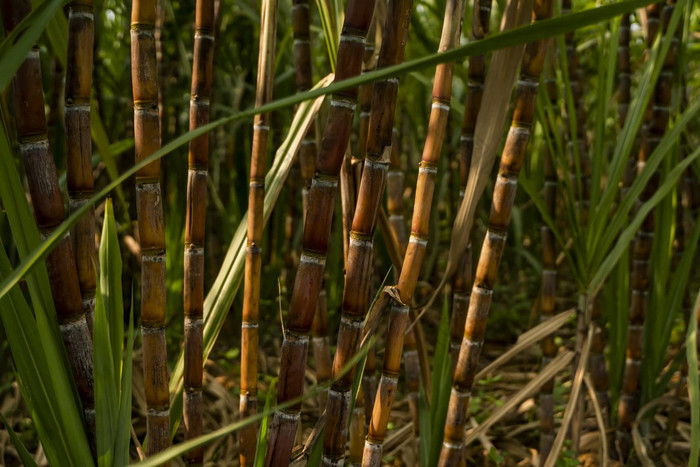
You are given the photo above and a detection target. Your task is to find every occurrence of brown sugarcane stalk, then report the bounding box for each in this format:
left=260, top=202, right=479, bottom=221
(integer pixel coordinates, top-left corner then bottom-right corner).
left=386, top=127, right=421, bottom=453
left=538, top=74, right=558, bottom=465
left=348, top=384, right=365, bottom=466
left=363, top=0, right=465, bottom=462
left=264, top=1, right=377, bottom=463
left=588, top=294, right=609, bottom=418
left=131, top=0, right=169, bottom=455
left=403, top=324, right=421, bottom=455
left=449, top=0, right=493, bottom=370
left=619, top=14, right=634, bottom=195
left=282, top=0, right=316, bottom=295
left=293, top=0, right=317, bottom=217
left=387, top=128, right=407, bottom=253
left=341, top=147, right=358, bottom=263
left=618, top=14, right=632, bottom=128
left=362, top=344, right=378, bottom=430
left=240, top=0, right=278, bottom=464
left=2, top=0, right=96, bottom=449
left=439, top=0, right=553, bottom=464
left=562, top=0, right=591, bottom=220
left=617, top=1, right=678, bottom=454
left=312, top=289, right=332, bottom=411
left=155, top=0, right=165, bottom=143
left=353, top=31, right=376, bottom=187
left=65, top=0, right=96, bottom=336
left=323, top=1, right=413, bottom=463
left=183, top=0, right=216, bottom=463
left=290, top=0, right=333, bottom=414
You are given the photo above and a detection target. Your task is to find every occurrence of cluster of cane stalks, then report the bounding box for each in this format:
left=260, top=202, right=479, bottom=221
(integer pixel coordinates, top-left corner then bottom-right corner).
left=1, top=0, right=699, bottom=465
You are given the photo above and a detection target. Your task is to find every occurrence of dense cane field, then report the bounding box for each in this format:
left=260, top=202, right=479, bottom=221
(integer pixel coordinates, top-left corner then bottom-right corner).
left=0, top=0, right=699, bottom=465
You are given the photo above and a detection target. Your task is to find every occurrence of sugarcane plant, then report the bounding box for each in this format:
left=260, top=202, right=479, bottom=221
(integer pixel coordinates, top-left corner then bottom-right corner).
left=323, top=0, right=413, bottom=463
left=183, top=0, right=216, bottom=463
left=264, top=0, right=377, bottom=463
left=1, top=0, right=97, bottom=449
left=537, top=70, right=559, bottom=463
left=441, top=0, right=554, bottom=463
left=239, top=0, right=278, bottom=464
left=517, top=0, right=698, bottom=462
left=449, top=0, right=493, bottom=371
left=131, top=0, right=170, bottom=455
left=363, top=0, right=466, bottom=462
left=0, top=0, right=699, bottom=465
left=65, top=0, right=97, bottom=335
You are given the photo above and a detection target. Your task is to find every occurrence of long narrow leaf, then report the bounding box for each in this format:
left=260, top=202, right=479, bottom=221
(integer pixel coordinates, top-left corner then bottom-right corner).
left=588, top=146, right=700, bottom=296
left=0, top=244, right=93, bottom=466
left=0, top=410, right=38, bottom=467
left=137, top=337, right=375, bottom=467
left=0, top=0, right=663, bottom=307
left=0, top=0, right=66, bottom=92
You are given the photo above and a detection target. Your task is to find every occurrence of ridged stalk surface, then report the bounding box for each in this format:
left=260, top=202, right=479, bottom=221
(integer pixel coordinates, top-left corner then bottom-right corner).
left=183, top=0, right=216, bottom=463
left=65, top=0, right=96, bottom=336
left=131, top=0, right=170, bottom=455
left=240, top=0, right=278, bottom=464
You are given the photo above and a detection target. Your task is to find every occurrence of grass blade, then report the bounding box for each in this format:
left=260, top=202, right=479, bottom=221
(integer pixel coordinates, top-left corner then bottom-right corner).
left=114, top=302, right=134, bottom=467
left=136, top=337, right=375, bottom=467
left=253, top=380, right=276, bottom=467
left=0, top=409, right=38, bottom=467
left=588, top=146, right=700, bottom=296
left=427, top=297, right=452, bottom=465
left=0, top=0, right=664, bottom=307
left=0, top=0, right=65, bottom=93
left=0, top=243, right=93, bottom=466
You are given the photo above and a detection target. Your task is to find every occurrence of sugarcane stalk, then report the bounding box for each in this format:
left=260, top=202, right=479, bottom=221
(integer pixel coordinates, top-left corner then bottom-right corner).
left=341, top=147, right=358, bottom=264
left=155, top=0, right=165, bottom=143
left=386, top=126, right=422, bottom=453
left=387, top=128, right=407, bottom=253
left=617, top=1, right=678, bottom=455
left=65, top=0, right=96, bottom=336
left=348, top=384, right=365, bottom=466
left=264, top=1, right=377, bottom=463
left=439, top=0, right=553, bottom=464
left=362, top=343, right=378, bottom=430
left=353, top=25, right=377, bottom=187
left=293, top=0, right=317, bottom=218
left=538, top=74, right=558, bottom=465
left=561, top=0, right=609, bottom=450
left=362, top=0, right=464, bottom=462
left=322, top=1, right=413, bottom=463
left=183, top=0, right=216, bottom=463
left=290, top=0, right=333, bottom=414
left=312, top=289, right=332, bottom=411
left=131, top=0, right=170, bottom=455
left=2, top=0, right=96, bottom=450
left=403, top=322, right=421, bottom=455
left=449, top=0, right=493, bottom=370
left=619, top=14, right=635, bottom=195
left=562, top=0, right=591, bottom=220
left=240, top=0, right=278, bottom=464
